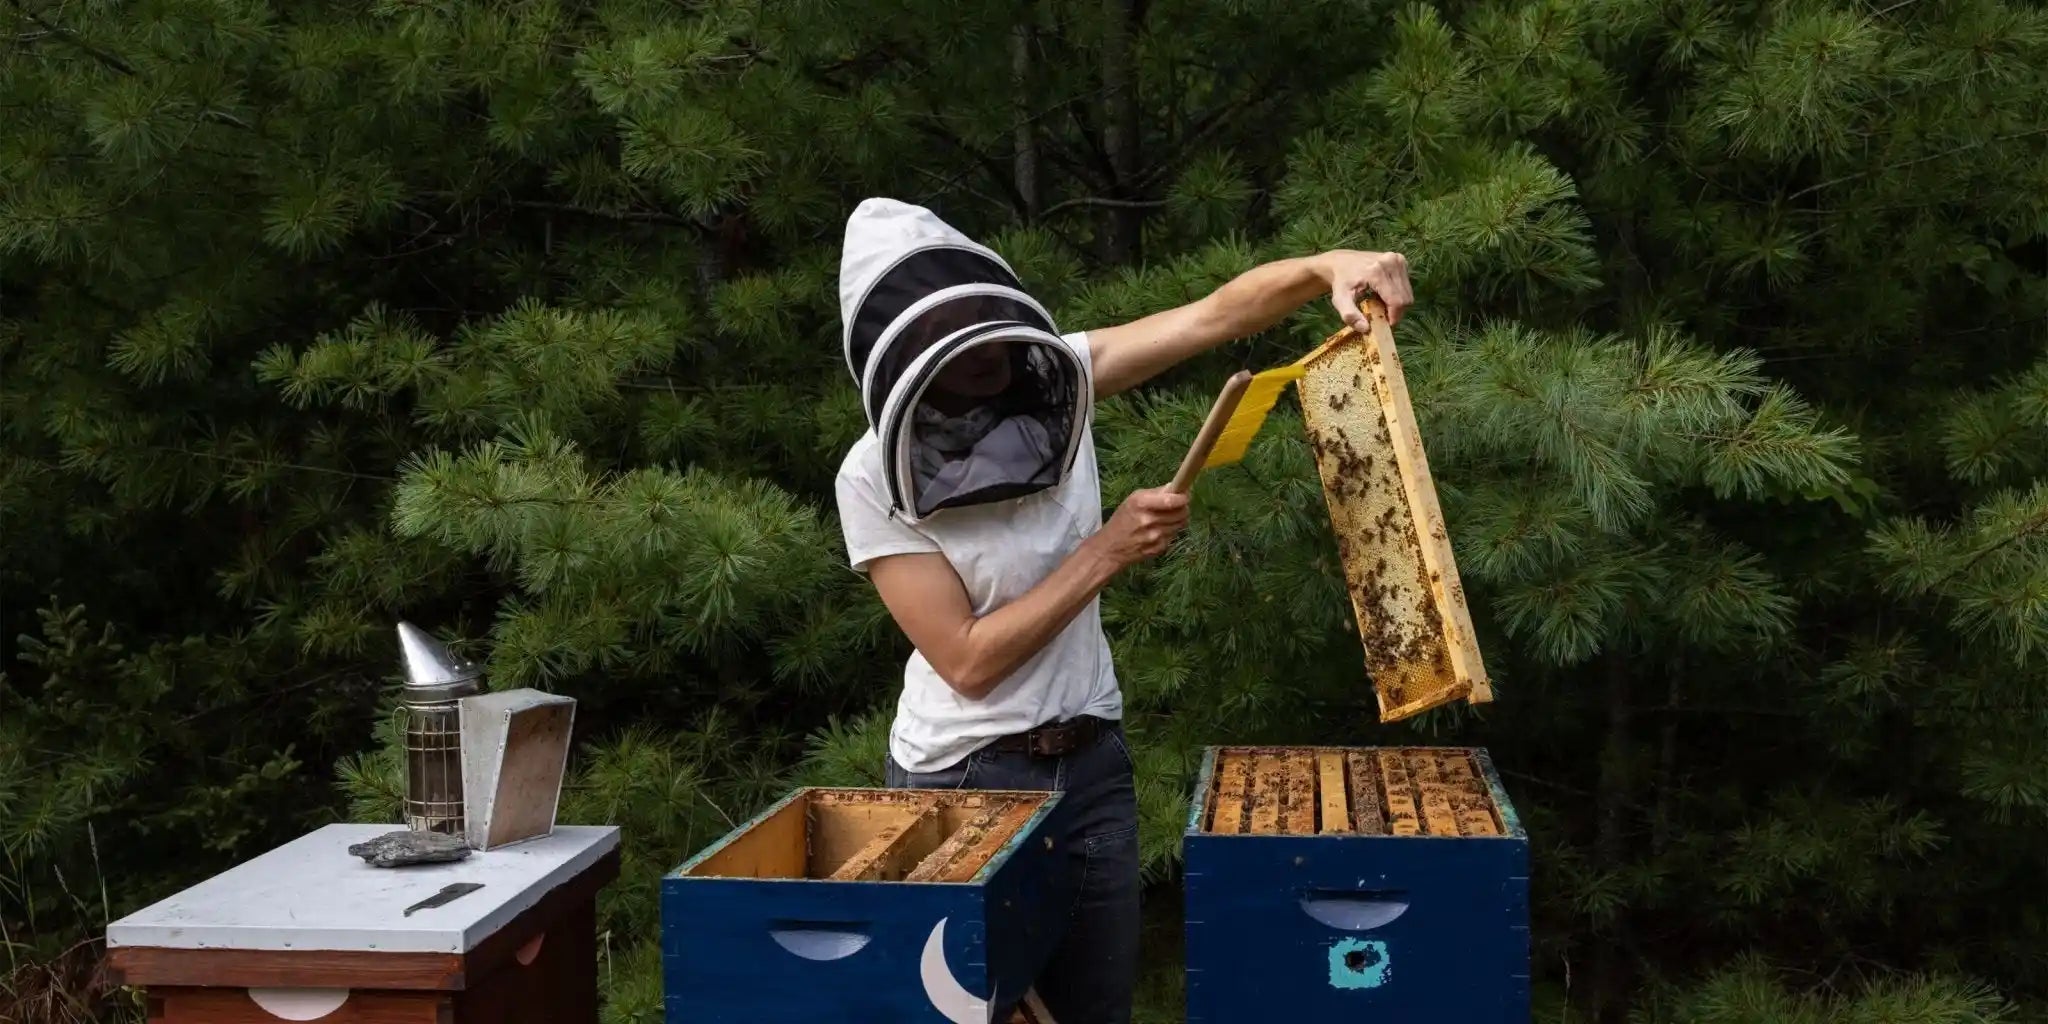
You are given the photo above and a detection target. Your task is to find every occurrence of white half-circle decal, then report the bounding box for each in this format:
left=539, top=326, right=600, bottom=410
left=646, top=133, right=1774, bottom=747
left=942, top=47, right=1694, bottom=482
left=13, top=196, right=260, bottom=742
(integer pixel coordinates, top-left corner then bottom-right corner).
left=247, top=988, right=350, bottom=1020
left=1300, top=892, right=1411, bottom=931
left=919, top=918, right=989, bottom=1024
left=770, top=927, right=872, bottom=961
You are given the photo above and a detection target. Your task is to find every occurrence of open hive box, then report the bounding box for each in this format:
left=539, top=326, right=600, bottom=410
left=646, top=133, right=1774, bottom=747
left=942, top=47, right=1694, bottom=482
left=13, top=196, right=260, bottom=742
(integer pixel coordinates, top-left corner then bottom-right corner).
left=1183, top=746, right=1527, bottom=1022
left=1296, top=299, right=1491, bottom=722
left=676, top=788, right=1051, bottom=884
left=663, top=787, right=1068, bottom=1023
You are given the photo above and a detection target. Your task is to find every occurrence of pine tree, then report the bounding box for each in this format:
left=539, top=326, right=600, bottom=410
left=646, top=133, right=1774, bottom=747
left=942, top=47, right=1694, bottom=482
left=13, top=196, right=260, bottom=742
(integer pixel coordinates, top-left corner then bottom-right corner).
left=1263, top=0, right=2048, bottom=1018
left=4, top=0, right=2045, bottom=1021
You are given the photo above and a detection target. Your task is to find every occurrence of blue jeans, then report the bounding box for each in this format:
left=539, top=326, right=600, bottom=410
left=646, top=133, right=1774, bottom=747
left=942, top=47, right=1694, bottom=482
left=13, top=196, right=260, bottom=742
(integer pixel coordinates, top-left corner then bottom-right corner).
left=887, top=721, right=1141, bottom=1024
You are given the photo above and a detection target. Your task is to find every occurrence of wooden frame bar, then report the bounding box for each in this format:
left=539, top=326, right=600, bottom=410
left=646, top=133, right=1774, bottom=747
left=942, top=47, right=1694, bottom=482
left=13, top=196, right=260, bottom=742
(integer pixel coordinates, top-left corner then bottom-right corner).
left=1194, top=747, right=1510, bottom=838
left=1316, top=752, right=1350, bottom=834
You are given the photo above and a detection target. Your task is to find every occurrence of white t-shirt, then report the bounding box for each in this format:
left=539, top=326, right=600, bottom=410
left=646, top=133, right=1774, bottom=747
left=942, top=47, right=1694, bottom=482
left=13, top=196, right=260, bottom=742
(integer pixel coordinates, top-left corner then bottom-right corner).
left=833, top=331, right=1121, bottom=774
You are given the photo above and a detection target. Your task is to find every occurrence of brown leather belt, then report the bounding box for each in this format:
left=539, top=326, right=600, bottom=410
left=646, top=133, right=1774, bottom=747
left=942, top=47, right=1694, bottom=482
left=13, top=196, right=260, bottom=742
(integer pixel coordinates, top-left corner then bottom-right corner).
left=985, top=715, right=1111, bottom=757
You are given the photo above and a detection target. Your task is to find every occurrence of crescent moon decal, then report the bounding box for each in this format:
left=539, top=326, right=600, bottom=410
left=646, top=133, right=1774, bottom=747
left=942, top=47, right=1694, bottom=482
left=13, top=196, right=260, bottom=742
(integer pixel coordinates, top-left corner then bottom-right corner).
left=919, top=917, right=990, bottom=1023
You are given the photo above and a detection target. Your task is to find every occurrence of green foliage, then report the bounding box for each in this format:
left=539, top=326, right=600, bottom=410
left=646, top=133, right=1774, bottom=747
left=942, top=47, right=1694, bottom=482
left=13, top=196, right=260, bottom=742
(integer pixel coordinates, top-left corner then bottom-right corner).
left=4, top=0, right=2045, bottom=1020
left=1632, top=955, right=2015, bottom=1024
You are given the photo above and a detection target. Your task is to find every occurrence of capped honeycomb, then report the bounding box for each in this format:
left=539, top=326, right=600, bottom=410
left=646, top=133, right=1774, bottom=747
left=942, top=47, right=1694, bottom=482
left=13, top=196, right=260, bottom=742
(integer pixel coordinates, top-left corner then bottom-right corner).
left=1200, top=746, right=1504, bottom=837
left=1296, top=302, right=1490, bottom=721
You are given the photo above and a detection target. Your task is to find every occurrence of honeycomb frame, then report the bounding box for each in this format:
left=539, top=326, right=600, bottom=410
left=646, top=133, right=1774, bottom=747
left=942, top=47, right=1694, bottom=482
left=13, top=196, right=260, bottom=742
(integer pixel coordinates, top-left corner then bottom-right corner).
left=1296, top=301, right=1490, bottom=720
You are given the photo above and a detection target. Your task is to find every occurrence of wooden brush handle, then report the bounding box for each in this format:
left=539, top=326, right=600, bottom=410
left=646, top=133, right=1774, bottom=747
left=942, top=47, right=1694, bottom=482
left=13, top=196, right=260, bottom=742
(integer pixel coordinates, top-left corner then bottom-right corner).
left=1167, top=370, right=1254, bottom=494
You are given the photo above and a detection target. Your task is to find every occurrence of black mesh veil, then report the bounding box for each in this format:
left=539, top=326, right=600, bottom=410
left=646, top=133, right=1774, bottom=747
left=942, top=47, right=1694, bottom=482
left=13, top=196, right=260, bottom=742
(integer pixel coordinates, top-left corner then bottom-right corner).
left=888, top=333, right=1085, bottom=519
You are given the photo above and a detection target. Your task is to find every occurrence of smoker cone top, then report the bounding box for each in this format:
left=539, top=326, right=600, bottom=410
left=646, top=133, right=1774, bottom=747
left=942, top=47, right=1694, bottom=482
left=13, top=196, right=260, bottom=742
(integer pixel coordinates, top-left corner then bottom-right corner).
left=397, top=621, right=482, bottom=702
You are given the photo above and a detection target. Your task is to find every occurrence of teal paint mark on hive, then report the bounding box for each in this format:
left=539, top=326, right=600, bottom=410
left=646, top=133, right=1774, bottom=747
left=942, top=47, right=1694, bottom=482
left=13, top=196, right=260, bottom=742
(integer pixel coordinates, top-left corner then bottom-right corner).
left=1328, top=938, right=1390, bottom=990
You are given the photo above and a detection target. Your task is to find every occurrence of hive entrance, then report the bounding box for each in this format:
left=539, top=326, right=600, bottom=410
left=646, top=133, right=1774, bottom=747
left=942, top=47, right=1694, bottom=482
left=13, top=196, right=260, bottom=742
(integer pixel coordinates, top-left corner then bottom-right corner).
left=1201, top=747, right=1502, bottom=836
left=683, top=789, right=1046, bottom=882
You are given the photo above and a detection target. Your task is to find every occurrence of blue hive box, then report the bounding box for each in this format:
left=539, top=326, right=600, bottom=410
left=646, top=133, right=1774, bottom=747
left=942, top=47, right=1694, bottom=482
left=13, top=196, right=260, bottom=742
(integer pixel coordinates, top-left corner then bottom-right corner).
left=1184, top=745, right=1528, bottom=1022
left=663, top=786, right=1068, bottom=1023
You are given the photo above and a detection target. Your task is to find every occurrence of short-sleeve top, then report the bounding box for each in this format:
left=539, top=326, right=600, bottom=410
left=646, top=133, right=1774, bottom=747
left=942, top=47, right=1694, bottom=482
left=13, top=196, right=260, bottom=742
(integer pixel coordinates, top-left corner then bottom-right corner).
left=833, top=330, right=1121, bottom=773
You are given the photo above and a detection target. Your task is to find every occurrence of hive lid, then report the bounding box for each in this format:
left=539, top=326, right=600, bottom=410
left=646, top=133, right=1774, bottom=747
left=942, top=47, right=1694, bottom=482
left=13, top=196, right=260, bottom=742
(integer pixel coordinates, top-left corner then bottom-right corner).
left=104, top=823, right=620, bottom=954
left=1295, top=302, right=1490, bottom=721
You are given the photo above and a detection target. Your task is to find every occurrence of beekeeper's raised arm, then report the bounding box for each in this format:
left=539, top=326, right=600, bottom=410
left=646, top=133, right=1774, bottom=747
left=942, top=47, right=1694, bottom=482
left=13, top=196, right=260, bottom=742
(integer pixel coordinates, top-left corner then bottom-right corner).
left=1085, top=249, right=1414, bottom=399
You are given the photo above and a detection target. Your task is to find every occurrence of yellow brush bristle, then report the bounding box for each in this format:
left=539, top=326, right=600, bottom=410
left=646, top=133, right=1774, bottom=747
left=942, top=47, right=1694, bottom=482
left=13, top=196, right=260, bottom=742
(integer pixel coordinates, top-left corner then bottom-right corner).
left=1202, top=363, right=1305, bottom=469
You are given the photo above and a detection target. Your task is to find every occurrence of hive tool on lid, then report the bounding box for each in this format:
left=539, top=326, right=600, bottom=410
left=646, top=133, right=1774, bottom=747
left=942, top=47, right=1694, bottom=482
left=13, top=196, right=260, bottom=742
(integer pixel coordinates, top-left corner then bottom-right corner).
left=839, top=197, right=1090, bottom=524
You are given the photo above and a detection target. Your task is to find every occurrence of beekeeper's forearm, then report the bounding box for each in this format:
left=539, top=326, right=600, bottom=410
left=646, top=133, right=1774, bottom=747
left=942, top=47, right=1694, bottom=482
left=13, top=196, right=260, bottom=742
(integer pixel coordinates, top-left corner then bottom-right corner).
left=867, top=543, right=1121, bottom=700
left=947, top=541, right=1123, bottom=698
left=1088, top=255, right=1330, bottom=397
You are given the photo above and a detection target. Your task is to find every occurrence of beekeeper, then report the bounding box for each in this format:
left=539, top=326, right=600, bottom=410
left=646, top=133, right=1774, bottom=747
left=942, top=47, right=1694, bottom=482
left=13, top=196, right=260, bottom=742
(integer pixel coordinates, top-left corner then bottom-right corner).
left=833, top=197, right=1412, bottom=1023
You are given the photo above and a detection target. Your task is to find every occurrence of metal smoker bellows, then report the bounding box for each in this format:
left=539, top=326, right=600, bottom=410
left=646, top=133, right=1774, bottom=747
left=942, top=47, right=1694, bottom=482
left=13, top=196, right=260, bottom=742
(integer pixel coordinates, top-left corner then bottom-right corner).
left=396, top=622, right=481, bottom=836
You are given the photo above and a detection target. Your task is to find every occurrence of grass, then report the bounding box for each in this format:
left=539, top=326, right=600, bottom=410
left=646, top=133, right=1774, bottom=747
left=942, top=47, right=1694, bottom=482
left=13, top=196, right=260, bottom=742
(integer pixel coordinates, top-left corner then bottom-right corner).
left=0, top=937, right=140, bottom=1024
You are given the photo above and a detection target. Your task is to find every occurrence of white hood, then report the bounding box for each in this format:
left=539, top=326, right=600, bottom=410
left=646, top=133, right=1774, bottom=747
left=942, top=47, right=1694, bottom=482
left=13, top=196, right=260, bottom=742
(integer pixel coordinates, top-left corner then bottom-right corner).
left=835, top=198, right=1090, bottom=522
left=838, top=198, right=1016, bottom=377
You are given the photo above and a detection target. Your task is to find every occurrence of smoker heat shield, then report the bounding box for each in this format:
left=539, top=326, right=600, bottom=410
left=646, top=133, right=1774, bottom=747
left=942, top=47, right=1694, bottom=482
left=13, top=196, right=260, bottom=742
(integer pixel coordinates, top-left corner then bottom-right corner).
left=1295, top=303, right=1491, bottom=721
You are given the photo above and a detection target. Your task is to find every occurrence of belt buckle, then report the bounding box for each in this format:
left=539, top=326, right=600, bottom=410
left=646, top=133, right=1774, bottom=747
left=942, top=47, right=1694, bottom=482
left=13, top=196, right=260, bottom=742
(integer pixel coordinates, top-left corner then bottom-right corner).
left=1029, top=719, right=1082, bottom=757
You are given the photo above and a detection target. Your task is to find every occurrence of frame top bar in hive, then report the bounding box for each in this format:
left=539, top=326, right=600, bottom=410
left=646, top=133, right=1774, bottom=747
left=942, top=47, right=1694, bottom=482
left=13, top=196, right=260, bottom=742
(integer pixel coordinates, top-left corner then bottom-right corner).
left=1191, top=746, right=1520, bottom=839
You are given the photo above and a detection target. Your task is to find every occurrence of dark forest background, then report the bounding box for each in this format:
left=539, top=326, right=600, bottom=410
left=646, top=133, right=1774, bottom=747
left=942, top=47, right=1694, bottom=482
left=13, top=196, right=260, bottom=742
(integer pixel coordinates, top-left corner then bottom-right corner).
left=3, top=0, right=2046, bottom=1020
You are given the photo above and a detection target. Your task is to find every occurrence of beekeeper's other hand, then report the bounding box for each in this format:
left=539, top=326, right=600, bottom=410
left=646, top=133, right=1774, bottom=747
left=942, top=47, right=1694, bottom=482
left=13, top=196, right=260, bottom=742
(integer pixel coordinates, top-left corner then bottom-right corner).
left=1320, top=249, right=1413, bottom=328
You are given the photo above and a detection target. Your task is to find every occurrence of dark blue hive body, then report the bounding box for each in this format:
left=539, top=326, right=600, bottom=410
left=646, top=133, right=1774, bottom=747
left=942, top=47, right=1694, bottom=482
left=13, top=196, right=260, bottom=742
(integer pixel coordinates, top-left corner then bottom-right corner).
left=663, top=787, right=1067, bottom=1023
left=1184, top=746, right=1530, bottom=1022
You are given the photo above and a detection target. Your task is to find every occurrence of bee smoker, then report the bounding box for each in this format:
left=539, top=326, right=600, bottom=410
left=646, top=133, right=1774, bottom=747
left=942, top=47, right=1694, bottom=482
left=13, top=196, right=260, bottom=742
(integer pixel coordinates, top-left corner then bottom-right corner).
left=395, top=621, right=482, bottom=836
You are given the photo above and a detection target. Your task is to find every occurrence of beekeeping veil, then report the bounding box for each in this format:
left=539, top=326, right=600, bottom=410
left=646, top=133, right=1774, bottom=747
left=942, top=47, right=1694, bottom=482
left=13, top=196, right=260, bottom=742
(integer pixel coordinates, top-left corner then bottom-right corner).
left=840, top=198, right=1089, bottom=523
